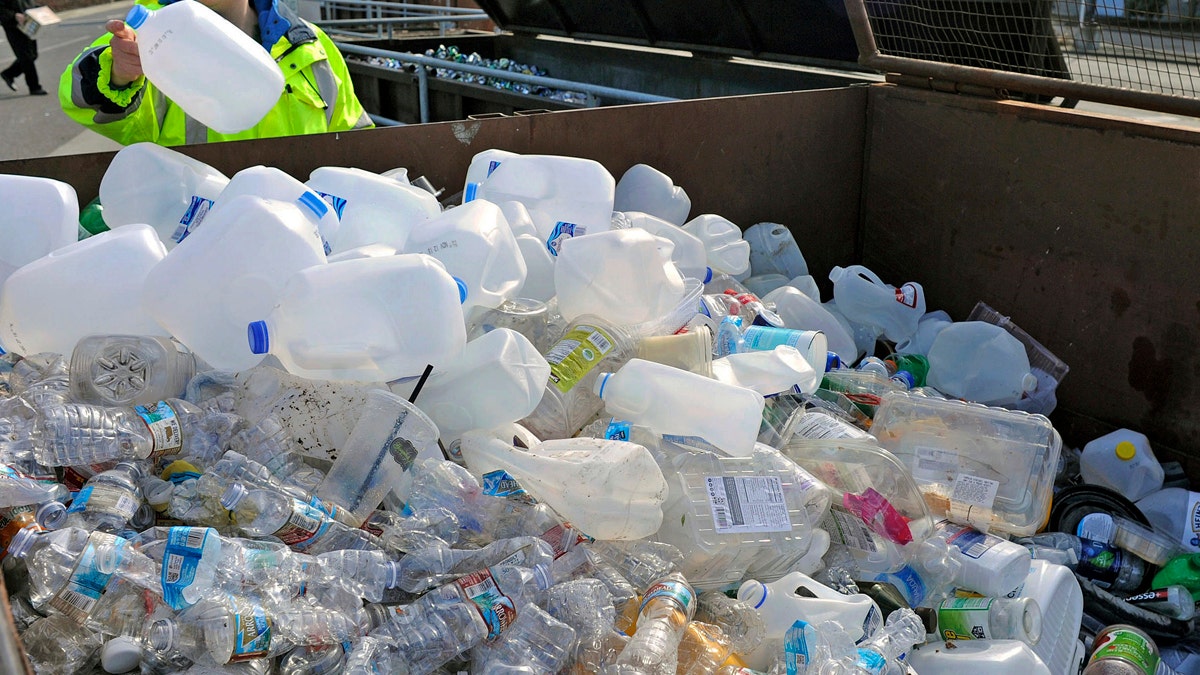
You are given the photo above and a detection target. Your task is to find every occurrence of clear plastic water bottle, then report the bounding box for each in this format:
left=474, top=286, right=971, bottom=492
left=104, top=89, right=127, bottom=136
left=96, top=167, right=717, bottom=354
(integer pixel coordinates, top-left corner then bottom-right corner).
left=545, top=578, right=618, bottom=672
left=603, top=572, right=696, bottom=675
left=145, top=594, right=282, bottom=666
left=696, top=590, right=767, bottom=655
left=370, top=600, right=487, bottom=675
left=220, top=482, right=381, bottom=555
left=470, top=601, right=577, bottom=673
left=35, top=398, right=213, bottom=467
left=313, top=549, right=400, bottom=603
left=1017, top=531, right=1145, bottom=593
left=228, top=417, right=326, bottom=497
left=393, top=536, right=556, bottom=593
left=358, top=506, right=460, bottom=553
left=64, top=461, right=146, bottom=533
left=69, top=335, right=196, bottom=408
left=21, top=613, right=103, bottom=674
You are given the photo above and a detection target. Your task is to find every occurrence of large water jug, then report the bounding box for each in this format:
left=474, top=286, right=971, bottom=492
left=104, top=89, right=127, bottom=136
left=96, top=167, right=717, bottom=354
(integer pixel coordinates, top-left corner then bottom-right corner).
left=896, top=309, right=953, bottom=356
left=617, top=211, right=711, bottom=283
left=0, top=175, right=77, bottom=289
left=682, top=214, right=750, bottom=276
left=554, top=228, right=687, bottom=326
left=1080, top=428, right=1164, bottom=502
left=926, top=321, right=1038, bottom=406
left=828, top=265, right=926, bottom=342
left=402, top=328, right=550, bottom=441
left=1137, top=488, right=1200, bottom=552
left=762, top=286, right=857, bottom=362
left=124, top=1, right=284, bottom=133
left=594, top=358, right=765, bottom=457
left=462, top=148, right=518, bottom=203
left=305, top=166, right=441, bottom=254
left=98, top=143, right=229, bottom=249
left=141, top=194, right=328, bottom=372
left=401, top=199, right=526, bottom=315
left=210, top=166, right=340, bottom=255
left=247, top=254, right=468, bottom=382
left=498, top=201, right=555, bottom=302
left=614, top=163, right=692, bottom=226
left=743, top=222, right=808, bottom=279
left=473, top=154, right=615, bottom=256
left=0, top=224, right=167, bottom=357
left=907, top=640, right=1053, bottom=675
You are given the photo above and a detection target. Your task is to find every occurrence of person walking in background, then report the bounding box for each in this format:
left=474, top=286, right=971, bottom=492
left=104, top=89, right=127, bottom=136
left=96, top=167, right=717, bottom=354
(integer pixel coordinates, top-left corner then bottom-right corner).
left=59, top=0, right=372, bottom=145
left=0, top=0, right=47, bottom=95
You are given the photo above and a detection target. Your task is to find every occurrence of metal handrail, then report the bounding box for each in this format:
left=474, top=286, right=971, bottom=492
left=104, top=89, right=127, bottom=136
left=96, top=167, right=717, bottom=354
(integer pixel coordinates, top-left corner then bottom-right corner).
left=319, top=13, right=489, bottom=25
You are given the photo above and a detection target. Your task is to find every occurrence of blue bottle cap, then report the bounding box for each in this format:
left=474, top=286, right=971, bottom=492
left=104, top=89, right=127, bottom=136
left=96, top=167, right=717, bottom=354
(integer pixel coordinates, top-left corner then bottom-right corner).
left=703, top=267, right=713, bottom=284
left=125, top=4, right=150, bottom=29
left=453, top=277, right=468, bottom=304
left=297, top=191, right=329, bottom=219
left=825, top=352, right=843, bottom=372
left=247, top=320, right=269, bottom=355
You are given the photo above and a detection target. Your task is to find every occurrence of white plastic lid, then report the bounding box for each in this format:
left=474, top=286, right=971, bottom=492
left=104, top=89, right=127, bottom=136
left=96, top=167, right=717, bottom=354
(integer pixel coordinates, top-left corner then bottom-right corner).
left=101, top=635, right=143, bottom=673
left=1022, top=372, right=1039, bottom=394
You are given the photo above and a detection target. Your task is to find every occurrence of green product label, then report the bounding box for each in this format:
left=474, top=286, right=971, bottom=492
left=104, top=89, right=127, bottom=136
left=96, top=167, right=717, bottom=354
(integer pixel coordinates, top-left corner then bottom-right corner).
left=544, top=325, right=616, bottom=394
left=1089, top=628, right=1159, bottom=675
left=936, top=597, right=994, bottom=641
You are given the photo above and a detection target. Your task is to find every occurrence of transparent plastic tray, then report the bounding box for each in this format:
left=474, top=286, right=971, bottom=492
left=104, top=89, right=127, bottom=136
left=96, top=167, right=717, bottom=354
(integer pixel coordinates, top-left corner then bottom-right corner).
left=871, top=390, right=1062, bottom=537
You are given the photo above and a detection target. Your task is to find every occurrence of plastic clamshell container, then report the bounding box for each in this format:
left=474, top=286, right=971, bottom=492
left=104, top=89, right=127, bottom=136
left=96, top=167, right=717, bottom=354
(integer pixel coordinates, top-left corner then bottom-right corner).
left=870, top=390, right=1062, bottom=537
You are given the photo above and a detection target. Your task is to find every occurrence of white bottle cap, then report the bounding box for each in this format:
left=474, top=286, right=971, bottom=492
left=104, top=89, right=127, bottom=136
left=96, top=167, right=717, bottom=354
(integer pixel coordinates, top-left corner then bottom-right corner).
left=101, top=635, right=142, bottom=673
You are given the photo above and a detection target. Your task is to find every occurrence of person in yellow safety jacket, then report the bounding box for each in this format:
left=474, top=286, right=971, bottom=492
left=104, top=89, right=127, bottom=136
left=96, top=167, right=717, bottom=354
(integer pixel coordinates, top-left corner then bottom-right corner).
left=58, top=0, right=373, bottom=146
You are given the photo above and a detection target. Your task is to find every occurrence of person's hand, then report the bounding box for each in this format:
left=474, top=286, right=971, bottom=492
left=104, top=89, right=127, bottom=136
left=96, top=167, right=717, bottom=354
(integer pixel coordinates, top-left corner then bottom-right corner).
left=106, top=19, right=142, bottom=87
left=14, top=12, right=25, bottom=25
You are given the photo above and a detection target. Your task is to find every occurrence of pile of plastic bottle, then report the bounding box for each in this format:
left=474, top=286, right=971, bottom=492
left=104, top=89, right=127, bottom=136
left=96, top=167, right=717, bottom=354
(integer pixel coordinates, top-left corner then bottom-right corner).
left=1, top=143, right=1199, bottom=675
left=357, top=45, right=590, bottom=104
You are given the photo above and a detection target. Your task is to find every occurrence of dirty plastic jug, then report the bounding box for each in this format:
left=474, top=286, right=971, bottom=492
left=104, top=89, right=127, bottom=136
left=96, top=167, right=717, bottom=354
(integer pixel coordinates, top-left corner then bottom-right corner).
left=141, top=194, right=328, bottom=372
left=401, top=199, right=526, bottom=315
left=0, top=175, right=78, bottom=289
left=828, top=265, right=926, bottom=342
left=617, top=211, right=711, bottom=284
left=210, top=165, right=340, bottom=255
left=926, top=321, right=1039, bottom=406
left=1081, top=428, right=1164, bottom=502
left=0, top=224, right=168, bottom=357
left=124, top=1, right=285, bottom=133
left=1137, top=488, right=1200, bottom=552
left=682, top=214, right=751, bottom=276
left=762, top=286, right=857, bottom=363
left=554, top=228, right=688, bottom=327
left=98, top=143, right=229, bottom=249
left=1018, top=559, right=1085, bottom=675
left=306, top=166, right=442, bottom=254
left=473, top=154, right=615, bottom=256
left=457, top=433, right=668, bottom=541
left=247, top=254, right=468, bottom=382
left=614, top=163, right=692, bottom=226
left=743, top=222, right=808, bottom=279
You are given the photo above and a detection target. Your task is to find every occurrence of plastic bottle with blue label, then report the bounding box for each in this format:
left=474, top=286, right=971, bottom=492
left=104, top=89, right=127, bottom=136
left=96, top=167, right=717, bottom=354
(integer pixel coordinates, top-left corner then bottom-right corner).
left=64, top=462, right=145, bottom=533
left=145, top=594, right=282, bottom=666
left=35, top=397, right=214, bottom=468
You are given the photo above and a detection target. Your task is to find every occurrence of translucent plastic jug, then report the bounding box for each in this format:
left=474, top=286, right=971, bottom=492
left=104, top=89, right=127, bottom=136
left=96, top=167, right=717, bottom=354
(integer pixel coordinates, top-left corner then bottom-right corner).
left=405, top=328, right=550, bottom=441
left=0, top=224, right=168, bottom=357
left=1137, top=488, right=1200, bottom=552
left=141, top=195, right=328, bottom=372
left=211, top=165, right=340, bottom=255
left=462, top=148, right=518, bottom=203
left=98, top=143, right=230, bottom=249
left=828, top=265, right=926, bottom=342
left=457, top=433, right=668, bottom=540
left=613, top=163, right=692, bottom=226
left=682, top=214, right=750, bottom=276
left=247, top=254, right=468, bottom=382
left=595, top=358, right=765, bottom=457
left=1017, top=560, right=1085, bottom=675
left=907, top=639, right=1052, bottom=675
left=124, top=1, right=285, bottom=133
left=0, top=175, right=78, bottom=288
left=498, top=201, right=556, bottom=302
left=473, top=154, right=615, bottom=256
left=1081, top=428, right=1164, bottom=502
left=711, top=346, right=821, bottom=396
left=554, top=228, right=688, bottom=327
left=306, top=166, right=441, bottom=254
left=401, top=199, right=526, bottom=315
left=762, top=286, right=857, bottom=362
left=617, top=211, right=711, bottom=283
left=927, top=321, right=1038, bottom=406
left=743, top=274, right=790, bottom=298
left=743, top=222, right=808, bottom=279
left=896, top=309, right=953, bottom=356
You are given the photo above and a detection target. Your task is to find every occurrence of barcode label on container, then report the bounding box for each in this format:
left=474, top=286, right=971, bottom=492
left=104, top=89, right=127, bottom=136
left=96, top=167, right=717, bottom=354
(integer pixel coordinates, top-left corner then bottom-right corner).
left=950, top=474, right=999, bottom=509
left=545, top=326, right=616, bottom=393
left=705, top=476, right=792, bottom=535
left=789, top=412, right=870, bottom=440
left=821, top=505, right=881, bottom=553
left=49, top=531, right=125, bottom=623
left=172, top=196, right=214, bottom=243
left=161, top=526, right=213, bottom=610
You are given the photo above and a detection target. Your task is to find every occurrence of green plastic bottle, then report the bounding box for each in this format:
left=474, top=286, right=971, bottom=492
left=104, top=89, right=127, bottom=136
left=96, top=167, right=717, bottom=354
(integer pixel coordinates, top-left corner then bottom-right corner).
left=1151, top=552, right=1200, bottom=600
left=78, top=197, right=110, bottom=238
left=885, top=353, right=930, bottom=388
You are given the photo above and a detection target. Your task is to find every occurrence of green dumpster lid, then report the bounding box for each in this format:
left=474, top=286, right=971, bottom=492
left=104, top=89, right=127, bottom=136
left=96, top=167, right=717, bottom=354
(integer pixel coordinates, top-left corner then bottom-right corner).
left=470, top=0, right=859, bottom=64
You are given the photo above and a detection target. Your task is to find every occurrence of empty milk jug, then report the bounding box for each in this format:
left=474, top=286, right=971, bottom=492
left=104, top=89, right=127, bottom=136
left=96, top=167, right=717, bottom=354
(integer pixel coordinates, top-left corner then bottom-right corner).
left=1137, top=488, right=1200, bottom=552
left=98, top=143, right=229, bottom=249
left=473, top=154, right=615, bottom=256
left=1081, top=429, right=1164, bottom=502
left=210, top=166, right=340, bottom=255
left=402, top=199, right=526, bottom=315
left=594, top=358, right=765, bottom=457
left=614, top=164, right=692, bottom=226
left=498, top=201, right=556, bottom=303
left=926, top=321, right=1038, bottom=406
left=0, top=225, right=168, bottom=357
left=554, top=228, right=687, bottom=326
left=829, top=265, right=926, bottom=342
left=682, top=214, right=751, bottom=276
left=617, top=211, right=711, bottom=283
left=142, top=194, right=328, bottom=372
left=763, top=286, right=858, bottom=362
left=124, top=1, right=284, bottom=133
left=462, top=148, right=518, bottom=203
left=0, top=175, right=77, bottom=288
left=744, top=222, right=808, bottom=279
left=306, top=166, right=441, bottom=254
left=711, top=346, right=821, bottom=396
left=248, top=254, right=468, bottom=382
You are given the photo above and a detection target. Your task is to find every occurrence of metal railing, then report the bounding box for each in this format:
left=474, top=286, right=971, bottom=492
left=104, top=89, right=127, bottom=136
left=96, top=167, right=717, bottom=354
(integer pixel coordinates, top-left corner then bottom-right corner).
left=315, top=0, right=489, bottom=39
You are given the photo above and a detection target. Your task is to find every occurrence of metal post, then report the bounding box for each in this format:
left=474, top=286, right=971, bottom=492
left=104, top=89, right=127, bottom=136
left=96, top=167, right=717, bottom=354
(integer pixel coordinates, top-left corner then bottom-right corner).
left=417, top=64, right=430, bottom=124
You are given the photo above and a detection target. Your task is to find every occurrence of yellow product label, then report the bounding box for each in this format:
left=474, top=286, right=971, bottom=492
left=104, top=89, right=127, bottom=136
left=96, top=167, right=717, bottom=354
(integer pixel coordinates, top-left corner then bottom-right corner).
left=544, top=325, right=616, bottom=394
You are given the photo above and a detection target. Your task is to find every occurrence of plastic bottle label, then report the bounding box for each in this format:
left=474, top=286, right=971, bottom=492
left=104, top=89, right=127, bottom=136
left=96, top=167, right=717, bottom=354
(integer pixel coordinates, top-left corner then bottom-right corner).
left=273, top=499, right=332, bottom=551
left=821, top=505, right=881, bottom=553
left=228, top=600, right=273, bottom=663
left=913, top=446, right=960, bottom=479
left=882, top=566, right=927, bottom=607
left=172, top=196, right=214, bottom=243
left=454, top=569, right=518, bottom=639
left=49, top=531, right=126, bottom=623
left=1125, top=589, right=1174, bottom=606
left=481, top=470, right=530, bottom=500
left=545, top=325, right=615, bottom=393
left=1187, top=495, right=1200, bottom=550
left=639, top=578, right=695, bottom=614
left=604, top=419, right=631, bottom=441
left=135, top=401, right=183, bottom=458
left=546, top=221, right=585, bottom=256
left=789, top=412, right=871, bottom=440
left=0, top=505, right=38, bottom=561
left=705, top=476, right=792, bottom=535
left=1077, top=538, right=1125, bottom=588
left=894, top=283, right=920, bottom=308
left=315, top=190, right=349, bottom=219
left=161, top=526, right=212, bottom=610
left=66, top=484, right=139, bottom=521
left=950, top=474, right=999, bottom=510
left=936, top=597, right=994, bottom=640
left=1088, top=627, right=1160, bottom=675
left=936, top=521, right=1001, bottom=560
left=785, top=619, right=811, bottom=675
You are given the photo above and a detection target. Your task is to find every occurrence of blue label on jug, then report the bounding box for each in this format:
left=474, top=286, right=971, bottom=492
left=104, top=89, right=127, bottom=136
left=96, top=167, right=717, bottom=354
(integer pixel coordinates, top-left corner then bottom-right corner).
left=785, top=620, right=811, bottom=675
left=486, top=160, right=502, bottom=176
left=605, top=420, right=631, bottom=441
left=173, top=196, right=214, bottom=243
left=161, top=526, right=212, bottom=610
left=482, top=470, right=528, bottom=499
left=315, top=191, right=349, bottom=220
left=546, top=222, right=584, bottom=256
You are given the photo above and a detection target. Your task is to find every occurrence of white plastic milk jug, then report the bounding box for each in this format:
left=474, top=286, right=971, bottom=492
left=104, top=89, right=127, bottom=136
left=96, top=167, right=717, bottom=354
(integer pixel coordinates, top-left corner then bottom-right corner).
left=1081, top=428, right=1164, bottom=501
left=0, top=175, right=77, bottom=288
left=1137, top=488, right=1200, bottom=552
left=711, top=346, right=821, bottom=396
left=927, top=321, right=1038, bottom=406
left=828, top=264, right=926, bottom=342
left=618, top=211, right=711, bottom=283
left=462, top=148, right=518, bottom=203
left=763, top=286, right=857, bottom=363
left=248, top=254, right=468, bottom=382
left=306, top=166, right=441, bottom=254
left=211, top=165, right=340, bottom=255
left=682, top=214, right=751, bottom=276
left=124, top=1, right=285, bottom=134
left=498, top=201, right=556, bottom=302
left=554, top=228, right=687, bottom=327
left=744, top=222, right=808, bottom=279
left=614, top=163, right=692, bottom=226
left=141, top=194, right=328, bottom=372
left=99, top=143, right=230, bottom=249
left=0, top=224, right=168, bottom=357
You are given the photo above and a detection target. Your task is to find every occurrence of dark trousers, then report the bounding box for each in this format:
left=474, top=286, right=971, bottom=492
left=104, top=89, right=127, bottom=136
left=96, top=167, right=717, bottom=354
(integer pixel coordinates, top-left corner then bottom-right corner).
left=0, top=21, right=39, bottom=92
